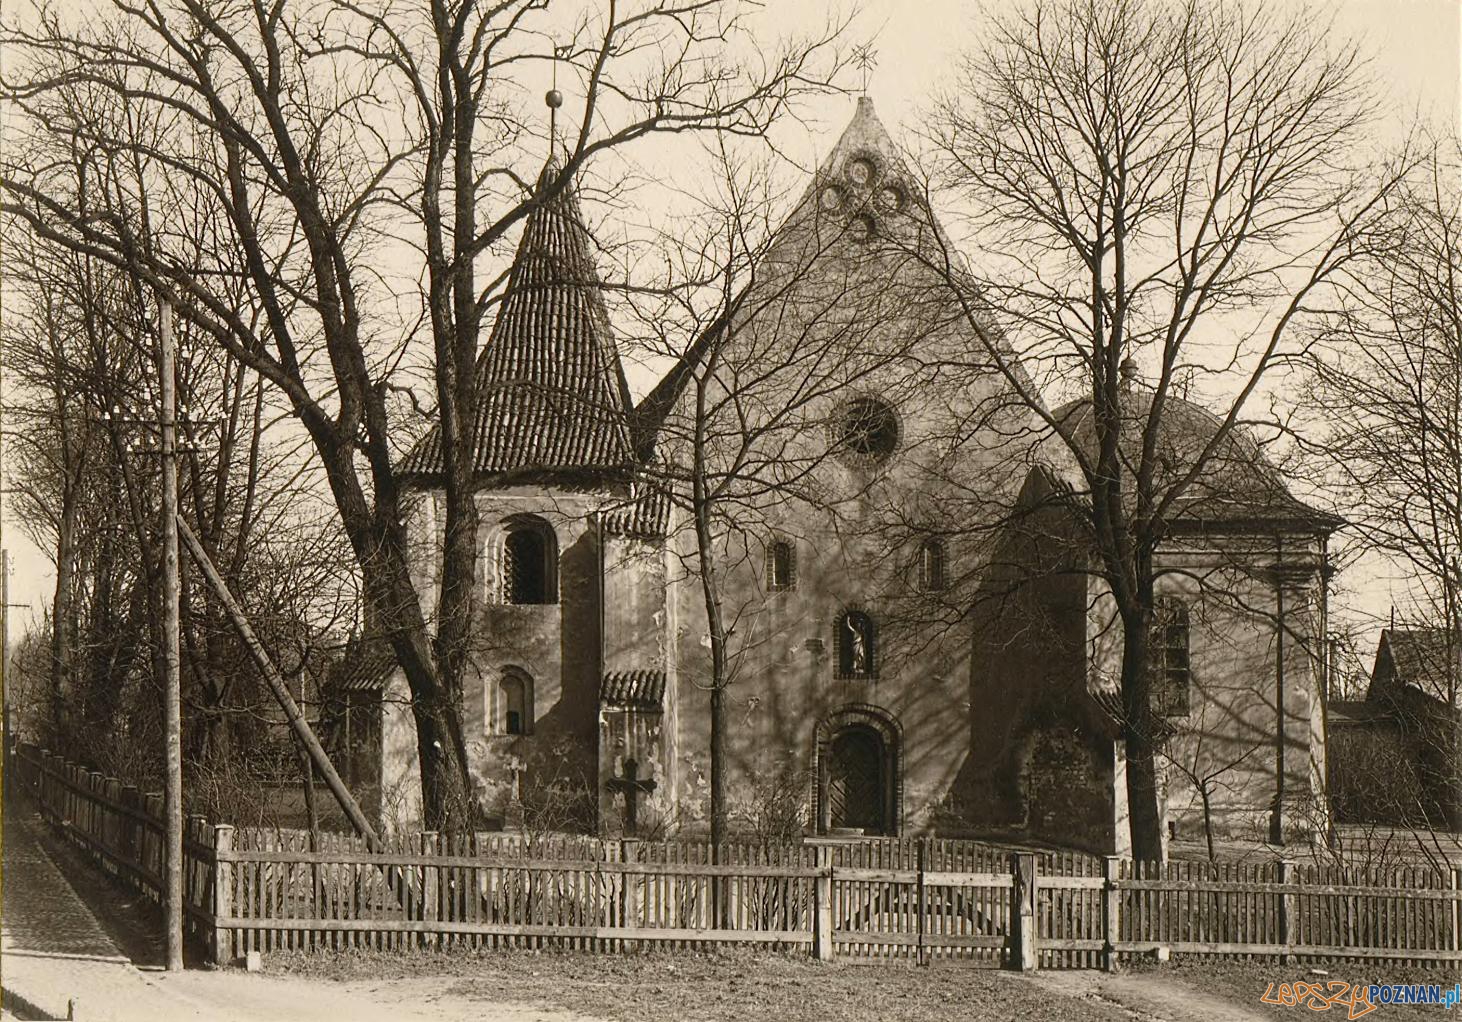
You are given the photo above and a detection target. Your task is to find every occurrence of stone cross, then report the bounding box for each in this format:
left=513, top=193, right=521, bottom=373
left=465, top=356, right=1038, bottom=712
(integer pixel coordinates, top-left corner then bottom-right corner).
left=607, top=758, right=656, bottom=835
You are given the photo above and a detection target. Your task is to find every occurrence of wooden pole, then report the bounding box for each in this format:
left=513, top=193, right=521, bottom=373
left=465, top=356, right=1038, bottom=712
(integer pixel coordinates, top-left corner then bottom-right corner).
left=175, top=515, right=383, bottom=851
left=813, top=844, right=834, bottom=961
left=159, top=299, right=185, bottom=972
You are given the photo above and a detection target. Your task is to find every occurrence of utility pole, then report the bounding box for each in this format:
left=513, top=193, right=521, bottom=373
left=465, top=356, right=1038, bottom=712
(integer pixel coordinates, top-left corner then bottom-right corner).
left=159, top=298, right=184, bottom=972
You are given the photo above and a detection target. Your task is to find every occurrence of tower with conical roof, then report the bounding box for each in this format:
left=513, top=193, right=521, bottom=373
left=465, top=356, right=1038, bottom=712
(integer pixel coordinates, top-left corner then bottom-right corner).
left=383, top=159, right=676, bottom=832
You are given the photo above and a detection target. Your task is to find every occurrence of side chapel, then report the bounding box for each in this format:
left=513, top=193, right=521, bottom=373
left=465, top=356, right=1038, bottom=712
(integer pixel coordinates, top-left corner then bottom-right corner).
left=350, top=98, right=1338, bottom=857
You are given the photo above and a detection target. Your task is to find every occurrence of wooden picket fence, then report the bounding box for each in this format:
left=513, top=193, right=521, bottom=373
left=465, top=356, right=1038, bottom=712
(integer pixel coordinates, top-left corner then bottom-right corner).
left=9, top=743, right=216, bottom=946
left=11, top=741, right=1462, bottom=969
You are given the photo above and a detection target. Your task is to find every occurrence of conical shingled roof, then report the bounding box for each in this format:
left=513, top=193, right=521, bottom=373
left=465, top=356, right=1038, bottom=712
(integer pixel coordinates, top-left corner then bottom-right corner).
left=401, top=162, right=635, bottom=483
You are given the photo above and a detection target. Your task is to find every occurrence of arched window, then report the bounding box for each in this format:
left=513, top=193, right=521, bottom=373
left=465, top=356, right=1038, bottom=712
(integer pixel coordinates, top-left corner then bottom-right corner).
left=834, top=610, right=877, bottom=680
left=502, top=516, right=557, bottom=605
left=917, top=538, right=946, bottom=592
left=766, top=538, right=797, bottom=592
left=496, top=669, right=533, bottom=735
left=1150, top=598, right=1191, bottom=715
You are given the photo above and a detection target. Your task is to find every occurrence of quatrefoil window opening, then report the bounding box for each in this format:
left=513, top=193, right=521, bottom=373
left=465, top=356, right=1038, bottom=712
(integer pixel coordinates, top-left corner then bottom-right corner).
left=831, top=152, right=906, bottom=241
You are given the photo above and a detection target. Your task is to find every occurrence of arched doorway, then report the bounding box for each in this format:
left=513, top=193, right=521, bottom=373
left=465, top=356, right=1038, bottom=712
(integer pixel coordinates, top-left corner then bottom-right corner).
left=829, top=726, right=886, bottom=832
left=816, top=706, right=901, bottom=836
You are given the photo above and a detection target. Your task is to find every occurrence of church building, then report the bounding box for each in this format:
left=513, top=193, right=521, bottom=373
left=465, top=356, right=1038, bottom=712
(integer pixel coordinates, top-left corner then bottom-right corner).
left=358, top=98, right=1339, bottom=858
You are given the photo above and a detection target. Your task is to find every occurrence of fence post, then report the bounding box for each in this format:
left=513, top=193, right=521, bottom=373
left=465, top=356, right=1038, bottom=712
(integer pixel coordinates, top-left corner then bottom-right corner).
left=1278, top=860, right=1296, bottom=964
left=1009, top=852, right=1037, bottom=971
left=213, top=825, right=234, bottom=966
left=813, top=844, right=834, bottom=962
left=916, top=837, right=929, bottom=967
left=620, top=838, right=640, bottom=931
left=121, top=785, right=140, bottom=883
left=145, top=792, right=164, bottom=900
left=1450, top=867, right=1460, bottom=957
left=1102, top=856, right=1121, bottom=973
left=421, top=832, right=440, bottom=948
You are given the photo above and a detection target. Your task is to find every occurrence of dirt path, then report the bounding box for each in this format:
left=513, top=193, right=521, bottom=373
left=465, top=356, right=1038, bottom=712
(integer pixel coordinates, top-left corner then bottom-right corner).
left=153, top=972, right=604, bottom=1022
left=1029, top=969, right=1272, bottom=1022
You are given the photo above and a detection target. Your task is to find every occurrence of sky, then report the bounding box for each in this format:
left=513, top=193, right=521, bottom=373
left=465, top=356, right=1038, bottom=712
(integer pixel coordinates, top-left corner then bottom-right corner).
left=1, top=0, right=1459, bottom=650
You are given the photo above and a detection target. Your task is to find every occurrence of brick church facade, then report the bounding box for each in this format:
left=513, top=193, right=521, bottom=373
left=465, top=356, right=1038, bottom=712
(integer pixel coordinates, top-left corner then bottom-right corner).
left=359, top=98, right=1338, bottom=857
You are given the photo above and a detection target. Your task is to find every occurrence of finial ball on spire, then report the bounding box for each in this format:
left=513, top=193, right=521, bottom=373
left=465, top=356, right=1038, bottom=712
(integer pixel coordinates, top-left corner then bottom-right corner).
left=1119, top=355, right=1139, bottom=386
left=545, top=89, right=563, bottom=109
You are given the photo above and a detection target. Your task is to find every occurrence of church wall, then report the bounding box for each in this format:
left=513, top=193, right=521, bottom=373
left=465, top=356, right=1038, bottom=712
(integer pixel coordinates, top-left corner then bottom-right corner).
left=598, top=530, right=677, bottom=833
left=1081, top=540, right=1328, bottom=851
left=471, top=490, right=606, bottom=825
left=654, top=270, right=1054, bottom=837
left=664, top=481, right=1021, bottom=838
left=381, top=487, right=620, bottom=831
left=962, top=477, right=1120, bottom=855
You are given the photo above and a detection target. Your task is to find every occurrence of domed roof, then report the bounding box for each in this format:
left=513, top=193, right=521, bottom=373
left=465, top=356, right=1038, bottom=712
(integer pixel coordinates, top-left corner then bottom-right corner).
left=1049, top=387, right=1341, bottom=532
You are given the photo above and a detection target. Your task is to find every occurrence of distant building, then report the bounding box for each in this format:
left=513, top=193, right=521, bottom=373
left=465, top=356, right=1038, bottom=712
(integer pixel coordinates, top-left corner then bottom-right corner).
left=346, top=99, right=1342, bottom=857
left=1329, top=627, right=1461, bottom=830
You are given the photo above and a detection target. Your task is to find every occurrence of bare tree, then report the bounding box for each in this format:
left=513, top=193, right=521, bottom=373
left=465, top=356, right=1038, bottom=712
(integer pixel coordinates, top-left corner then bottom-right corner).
left=1301, top=144, right=1462, bottom=706
left=895, top=0, right=1398, bottom=859
left=2, top=0, right=851, bottom=830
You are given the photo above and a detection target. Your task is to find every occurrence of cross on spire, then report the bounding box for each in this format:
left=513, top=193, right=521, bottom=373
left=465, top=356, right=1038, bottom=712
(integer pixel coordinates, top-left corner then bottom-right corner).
left=852, top=44, right=878, bottom=95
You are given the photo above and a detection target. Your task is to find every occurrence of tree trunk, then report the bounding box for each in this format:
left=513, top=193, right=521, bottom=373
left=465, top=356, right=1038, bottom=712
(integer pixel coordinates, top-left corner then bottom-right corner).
left=1120, top=604, right=1165, bottom=862
left=50, top=482, right=80, bottom=742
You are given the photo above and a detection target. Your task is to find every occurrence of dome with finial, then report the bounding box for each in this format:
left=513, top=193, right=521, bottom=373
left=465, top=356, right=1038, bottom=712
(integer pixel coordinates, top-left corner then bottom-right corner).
left=1049, top=387, right=1341, bottom=532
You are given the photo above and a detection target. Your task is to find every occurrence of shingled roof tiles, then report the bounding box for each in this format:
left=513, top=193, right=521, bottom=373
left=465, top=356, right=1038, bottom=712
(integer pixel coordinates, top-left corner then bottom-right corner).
left=401, top=161, right=635, bottom=482
left=600, top=484, right=672, bottom=539
left=330, top=636, right=397, bottom=695
left=600, top=670, right=666, bottom=710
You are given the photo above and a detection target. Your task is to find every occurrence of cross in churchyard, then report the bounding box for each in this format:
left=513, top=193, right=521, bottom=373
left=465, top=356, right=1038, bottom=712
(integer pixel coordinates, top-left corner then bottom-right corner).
left=606, top=758, right=656, bottom=835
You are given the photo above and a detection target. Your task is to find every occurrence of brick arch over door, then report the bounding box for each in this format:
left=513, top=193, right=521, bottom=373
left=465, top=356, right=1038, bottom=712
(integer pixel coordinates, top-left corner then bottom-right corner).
left=814, top=704, right=903, bottom=836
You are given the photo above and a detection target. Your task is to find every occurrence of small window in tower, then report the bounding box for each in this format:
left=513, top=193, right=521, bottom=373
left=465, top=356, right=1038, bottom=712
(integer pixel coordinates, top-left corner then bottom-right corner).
left=918, top=538, right=946, bottom=592
left=834, top=610, right=877, bottom=680
left=766, top=539, right=797, bottom=592
left=837, top=398, right=899, bottom=462
left=497, top=669, right=533, bottom=735
left=502, top=516, right=557, bottom=605
left=1149, top=598, right=1191, bottom=716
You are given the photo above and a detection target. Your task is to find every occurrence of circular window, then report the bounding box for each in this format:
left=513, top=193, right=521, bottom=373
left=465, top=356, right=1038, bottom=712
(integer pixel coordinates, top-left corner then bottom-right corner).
left=845, top=156, right=876, bottom=186
left=875, top=185, right=904, bottom=212
left=819, top=185, right=844, bottom=211
left=848, top=214, right=876, bottom=243
left=837, top=398, right=899, bottom=462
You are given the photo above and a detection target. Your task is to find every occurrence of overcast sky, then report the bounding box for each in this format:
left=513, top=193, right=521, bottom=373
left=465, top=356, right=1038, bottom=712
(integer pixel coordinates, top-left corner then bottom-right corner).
left=2, top=0, right=1458, bottom=647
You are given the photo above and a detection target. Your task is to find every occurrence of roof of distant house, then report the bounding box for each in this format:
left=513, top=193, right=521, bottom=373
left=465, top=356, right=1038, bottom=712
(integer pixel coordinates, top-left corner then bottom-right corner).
left=1371, top=627, right=1461, bottom=707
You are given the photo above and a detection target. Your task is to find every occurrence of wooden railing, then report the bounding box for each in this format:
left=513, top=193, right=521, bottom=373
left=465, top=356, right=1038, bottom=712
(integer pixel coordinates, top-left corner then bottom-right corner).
left=11, top=740, right=1462, bottom=969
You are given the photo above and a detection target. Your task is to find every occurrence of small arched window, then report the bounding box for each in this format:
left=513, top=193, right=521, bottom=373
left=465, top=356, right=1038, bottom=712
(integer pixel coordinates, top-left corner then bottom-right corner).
left=497, top=669, right=533, bottom=735
left=502, top=516, right=557, bottom=605
left=834, top=610, right=877, bottom=680
left=766, top=539, right=797, bottom=592
left=917, top=538, right=946, bottom=592
left=1150, top=598, right=1191, bottom=716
